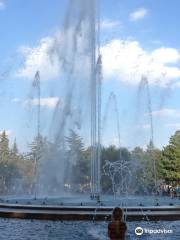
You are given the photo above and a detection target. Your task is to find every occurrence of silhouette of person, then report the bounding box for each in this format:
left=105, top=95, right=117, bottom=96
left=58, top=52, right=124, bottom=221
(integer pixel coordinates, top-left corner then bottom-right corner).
left=108, top=207, right=127, bottom=240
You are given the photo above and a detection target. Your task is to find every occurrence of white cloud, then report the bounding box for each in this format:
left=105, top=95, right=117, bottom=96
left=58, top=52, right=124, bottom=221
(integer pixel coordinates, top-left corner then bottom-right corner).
left=17, top=26, right=91, bottom=81
left=17, top=37, right=60, bottom=80
left=17, top=30, right=180, bottom=87
left=25, top=97, right=59, bottom=108
left=151, top=48, right=180, bottom=64
left=101, top=39, right=180, bottom=86
left=152, top=108, right=180, bottom=118
left=0, top=1, right=5, bottom=10
left=130, top=8, right=148, bottom=22
left=13, top=97, right=60, bottom=109
left=101, top=19, right=122, bottom=29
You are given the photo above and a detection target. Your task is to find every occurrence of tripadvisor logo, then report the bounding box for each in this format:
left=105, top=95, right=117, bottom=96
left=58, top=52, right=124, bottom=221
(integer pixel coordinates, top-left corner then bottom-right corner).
left=135, top=227, right=144, bottom=236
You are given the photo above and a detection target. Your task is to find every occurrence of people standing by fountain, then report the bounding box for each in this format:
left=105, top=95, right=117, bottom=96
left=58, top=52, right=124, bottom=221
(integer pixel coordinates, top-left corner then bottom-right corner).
left=108, top=207, right=127, bottom=240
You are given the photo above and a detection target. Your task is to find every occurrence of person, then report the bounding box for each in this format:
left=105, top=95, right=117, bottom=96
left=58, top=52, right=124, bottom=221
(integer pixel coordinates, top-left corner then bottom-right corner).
left=108, top=207, right=127, bottom=240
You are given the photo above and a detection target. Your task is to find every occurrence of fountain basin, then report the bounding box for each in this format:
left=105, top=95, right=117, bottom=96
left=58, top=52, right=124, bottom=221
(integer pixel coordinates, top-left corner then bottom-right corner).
left=0, top=203, right=179, bottom=221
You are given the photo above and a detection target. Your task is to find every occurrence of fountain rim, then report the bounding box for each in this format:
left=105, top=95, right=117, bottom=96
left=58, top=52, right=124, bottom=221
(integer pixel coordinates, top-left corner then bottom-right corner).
left=0, top=202, right=179, bottom=221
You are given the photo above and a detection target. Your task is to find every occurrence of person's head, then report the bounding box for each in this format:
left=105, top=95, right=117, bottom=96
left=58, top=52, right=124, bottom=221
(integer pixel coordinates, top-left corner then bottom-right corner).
left=112, top=207, right=123, bottom=221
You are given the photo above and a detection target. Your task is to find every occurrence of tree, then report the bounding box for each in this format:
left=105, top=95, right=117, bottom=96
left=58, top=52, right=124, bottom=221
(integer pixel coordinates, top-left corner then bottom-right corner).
left=0, top=132, right=21, bottom=194
left=9, top=139, right=19, bottom=163
left=101, top=145, right=119, bottom=164
left=160, top=131, right=180, bottom=183
left=101, top=145, right=120, bottom=193
left=101, top=145, right=132, bottom=194
left=20, top=134, right=49, bottom=195
left=28, top=135, right=48, bottom=163
left=131, top=147, right=147, bottom=194
left=145, top=141, right=157, bottom=189
left=0, top=131, right=10, bottom=193
left=65, top=130, right=89, bottom=189
left=0, top=131, right=9, bottom=163
left=132, top=141, right=160, bottom=194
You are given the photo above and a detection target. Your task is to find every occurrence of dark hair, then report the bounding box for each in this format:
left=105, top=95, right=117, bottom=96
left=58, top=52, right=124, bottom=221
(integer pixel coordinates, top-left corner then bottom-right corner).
left=112, top=207, right=123, bottom=221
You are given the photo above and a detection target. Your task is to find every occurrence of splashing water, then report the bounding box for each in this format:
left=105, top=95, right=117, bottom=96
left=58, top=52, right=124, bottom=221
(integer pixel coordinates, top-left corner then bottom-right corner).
left=27, top=0, right=102, bottom=197
left=137, top=76, right=157, bottom=193
left=102, top=92, right=132, bottom=197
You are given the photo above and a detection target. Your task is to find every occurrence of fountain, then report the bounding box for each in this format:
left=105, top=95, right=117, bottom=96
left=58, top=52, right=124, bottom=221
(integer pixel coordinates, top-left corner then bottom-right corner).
left=137, top=76, right=157, bottom=193
left=102, top=92, right=131, bottom=197
left=0, top=0, right=179, bottom=228
left=28, top=0, right=102, bottom=199
left=101, top=88, right=157, bottom=198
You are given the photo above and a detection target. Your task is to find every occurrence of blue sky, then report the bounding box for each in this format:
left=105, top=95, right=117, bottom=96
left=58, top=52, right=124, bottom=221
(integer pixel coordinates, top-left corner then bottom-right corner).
left=0, top=0, right=180, bottom=151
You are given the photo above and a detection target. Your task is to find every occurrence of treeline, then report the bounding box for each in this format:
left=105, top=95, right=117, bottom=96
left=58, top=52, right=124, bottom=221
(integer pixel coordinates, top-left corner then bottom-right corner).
left=0, top=129, right=179, bottom=196
left=0, top=131, right=34, bottom=195
left=65, top=130, right=180, bottom=195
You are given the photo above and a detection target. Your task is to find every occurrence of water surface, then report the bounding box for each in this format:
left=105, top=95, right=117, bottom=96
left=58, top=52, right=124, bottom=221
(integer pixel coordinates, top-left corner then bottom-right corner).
left=0, top=218, right=179, bottom=240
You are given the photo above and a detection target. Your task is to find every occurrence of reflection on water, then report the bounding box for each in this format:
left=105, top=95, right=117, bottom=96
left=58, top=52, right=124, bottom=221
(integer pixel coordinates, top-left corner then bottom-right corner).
left=0, top=219, right=179, bottom=240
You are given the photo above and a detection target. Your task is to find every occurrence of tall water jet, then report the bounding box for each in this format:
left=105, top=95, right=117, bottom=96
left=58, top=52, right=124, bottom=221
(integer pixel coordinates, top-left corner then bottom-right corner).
left=91, top=54, right=102, bottom=198
left=32, top=71, right=41, bottom=199
left=103, top=92, right=121, bottom=152
left=88, top=0, right=102, bottom=198
left=138, top=76, right=157, bottom=193
left=26, top=0, right=102, bottom=197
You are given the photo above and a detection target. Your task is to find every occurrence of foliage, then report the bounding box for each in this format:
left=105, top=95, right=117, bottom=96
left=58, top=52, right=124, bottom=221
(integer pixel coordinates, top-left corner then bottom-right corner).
left=160, top=131, right=180, bottom=183
left=0, top=129, right=179, bottom=195
left=65, top=130, right=90, bottom=189
left=0, top=132, right=21, bottom=194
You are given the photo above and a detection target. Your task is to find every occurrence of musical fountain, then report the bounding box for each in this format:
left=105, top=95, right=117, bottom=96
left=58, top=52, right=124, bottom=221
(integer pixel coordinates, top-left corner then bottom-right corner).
left=0, top=0, right=179, bottom=239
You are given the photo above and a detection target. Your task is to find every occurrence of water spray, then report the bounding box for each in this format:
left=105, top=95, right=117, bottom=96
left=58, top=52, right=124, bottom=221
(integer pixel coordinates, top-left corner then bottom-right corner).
left=139, top=76, right=157, bottom=194
left=33, top=70, right=41, bottom=199
left=90, top=0, right=102, bottom=201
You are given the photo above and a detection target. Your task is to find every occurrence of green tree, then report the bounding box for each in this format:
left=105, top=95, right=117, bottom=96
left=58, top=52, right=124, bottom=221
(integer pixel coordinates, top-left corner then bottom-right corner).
left=131, top=147, right=147, bottom=194
left=101, top=145, right=119, bottom=164
left=0, top=131, right=9, bottom=163
left=28, top=135, right=48, bottom=162
left=65, top=130, right=89, bottom=190
left=0, top=132, right=21, bottom=194
left=9, top=139, right=19, bottom=163
left=135, top=141, right=161, bottom=193
left=160, top=131, right=180, bottom=183
left=101, top=145, right=119, bottom=193
left=25, top=134, right=49, bottom=194
left=101, top=145, right=132, bottom=193
left=0, top=131, right=10, bottom=193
